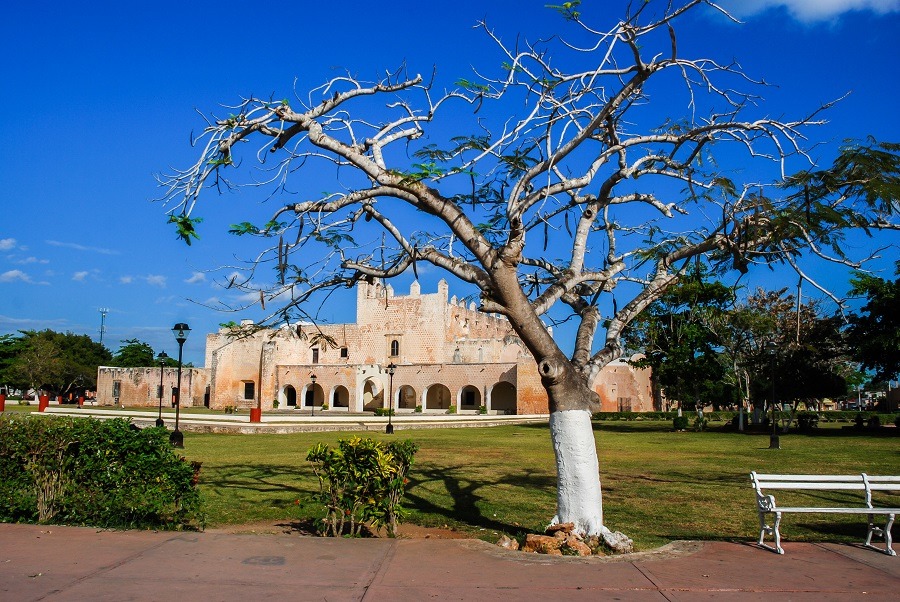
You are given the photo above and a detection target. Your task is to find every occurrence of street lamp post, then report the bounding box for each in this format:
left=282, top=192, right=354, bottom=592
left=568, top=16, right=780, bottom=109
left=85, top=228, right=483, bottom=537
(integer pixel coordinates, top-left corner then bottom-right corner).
left=310, top=374, right=317, bottom=417
left=386, top=363, right=396, bottom=434
left=156, top=351, right=168, bottom=427
left=766, top=341, right=780, bottom=450
left=170, top=323, right=190, bottom=448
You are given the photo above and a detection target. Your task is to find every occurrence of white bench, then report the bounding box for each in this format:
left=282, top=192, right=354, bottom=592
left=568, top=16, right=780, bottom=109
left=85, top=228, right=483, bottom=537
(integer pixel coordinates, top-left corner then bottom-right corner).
left=750, top=472, right=900, bottom=556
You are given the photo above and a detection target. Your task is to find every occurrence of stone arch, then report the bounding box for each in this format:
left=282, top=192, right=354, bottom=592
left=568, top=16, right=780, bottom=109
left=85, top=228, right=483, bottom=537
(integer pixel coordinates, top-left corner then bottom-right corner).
left=490, top=382, right=517, bottom=415
left=331, top=385, right=350, bottom=409
left=424, top=383, right=452, bottom=411
left=283, top=385, right=297, bottom=407
left=304, top=383, right=324, bottom=408
left=362, top=378, right=384, bottom=411
left=397, top=385, right=417, bottom=410
left=459, top=385, right=481, bottom=411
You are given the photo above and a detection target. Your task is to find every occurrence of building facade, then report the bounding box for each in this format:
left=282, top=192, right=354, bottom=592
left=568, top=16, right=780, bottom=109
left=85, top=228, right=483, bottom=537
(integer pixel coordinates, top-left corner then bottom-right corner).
left=96, top=280, right=656, bottom=414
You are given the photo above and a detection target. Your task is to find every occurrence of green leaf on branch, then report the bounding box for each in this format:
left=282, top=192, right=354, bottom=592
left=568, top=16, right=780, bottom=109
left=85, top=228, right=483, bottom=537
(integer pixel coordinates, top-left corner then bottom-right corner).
left=168, top=215, right=202, bottom=246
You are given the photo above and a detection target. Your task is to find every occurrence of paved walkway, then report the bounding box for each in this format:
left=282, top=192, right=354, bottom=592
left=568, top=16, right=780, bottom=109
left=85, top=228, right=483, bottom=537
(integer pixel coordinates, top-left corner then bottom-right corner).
left=1, top=523, right=897, bottom=601
left=36, top=406, right=548, bottom=434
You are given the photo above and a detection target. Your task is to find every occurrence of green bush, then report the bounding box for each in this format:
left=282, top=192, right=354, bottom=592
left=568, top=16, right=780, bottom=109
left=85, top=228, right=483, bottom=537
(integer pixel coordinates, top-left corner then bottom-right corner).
left=672, top=415, right=689, bottom=431
left=0, top=415, right=204, bottom=529
left=306, top=437, right=418, bottom=538
left=447, top=405, right=457, bottom=414
left=373, top=408, right=395, bottom=417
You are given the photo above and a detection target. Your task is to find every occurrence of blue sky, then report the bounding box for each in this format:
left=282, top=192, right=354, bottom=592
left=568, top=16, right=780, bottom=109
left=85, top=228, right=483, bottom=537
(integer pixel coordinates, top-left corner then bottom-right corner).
left=1, top=0, right=898, bottom=365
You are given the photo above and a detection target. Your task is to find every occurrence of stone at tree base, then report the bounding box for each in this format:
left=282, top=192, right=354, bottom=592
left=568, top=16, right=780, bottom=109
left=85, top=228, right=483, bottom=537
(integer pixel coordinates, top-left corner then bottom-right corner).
left=602, top=529, right=634, bottom=554
left=545, top=522, right=575, bottom=535
left=496, top=534, right=519, bottom=551
left=564, top=536, right=593, bottom=556
left=523, top=534, right=563, bottom=553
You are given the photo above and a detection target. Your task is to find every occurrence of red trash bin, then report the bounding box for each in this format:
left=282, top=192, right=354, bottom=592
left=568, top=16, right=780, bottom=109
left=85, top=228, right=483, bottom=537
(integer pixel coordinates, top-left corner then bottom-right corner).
left=39, top=395, right=49, bottom=412
left=249, top=408, right=262, bottom=423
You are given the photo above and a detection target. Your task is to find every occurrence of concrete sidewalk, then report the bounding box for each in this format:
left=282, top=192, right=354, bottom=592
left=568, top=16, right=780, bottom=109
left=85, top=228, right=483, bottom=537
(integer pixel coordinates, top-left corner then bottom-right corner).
left=1, top=524, right=897, bottom=601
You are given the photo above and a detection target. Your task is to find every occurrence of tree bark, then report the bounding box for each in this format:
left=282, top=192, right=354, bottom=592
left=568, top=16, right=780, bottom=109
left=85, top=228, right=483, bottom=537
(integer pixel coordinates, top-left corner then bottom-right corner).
left=548, top=392, right=634, bottom=553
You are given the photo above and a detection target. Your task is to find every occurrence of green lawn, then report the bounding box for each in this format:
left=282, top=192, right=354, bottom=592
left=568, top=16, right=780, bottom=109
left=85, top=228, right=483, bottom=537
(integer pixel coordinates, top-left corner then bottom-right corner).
left=178, top=420, right=900, bottom=550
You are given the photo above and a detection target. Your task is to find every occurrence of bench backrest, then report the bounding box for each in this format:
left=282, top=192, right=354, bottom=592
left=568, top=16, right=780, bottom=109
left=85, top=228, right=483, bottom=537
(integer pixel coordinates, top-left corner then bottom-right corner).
left=751, top=472, right=900, bottom=509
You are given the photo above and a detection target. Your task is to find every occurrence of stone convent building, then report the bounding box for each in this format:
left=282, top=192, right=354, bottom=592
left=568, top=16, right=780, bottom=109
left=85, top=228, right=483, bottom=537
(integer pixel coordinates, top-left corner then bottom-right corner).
left=97, top=280, right=655, bottom=414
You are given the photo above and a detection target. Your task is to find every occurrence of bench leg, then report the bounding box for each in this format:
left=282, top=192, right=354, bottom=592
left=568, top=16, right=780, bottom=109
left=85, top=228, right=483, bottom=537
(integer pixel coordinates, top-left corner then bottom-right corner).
left=865, top=513, right=896, bottom=556
left=757, top=511, right=784, bottom=554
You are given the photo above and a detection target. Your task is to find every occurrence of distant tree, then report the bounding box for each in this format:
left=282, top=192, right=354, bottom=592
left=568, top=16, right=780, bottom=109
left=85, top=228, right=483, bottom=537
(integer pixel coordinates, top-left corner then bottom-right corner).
left=112, top=339, right=156, bottom=368
left=10, top=334, right=64, bottom=397
left=11, top=331, right=111, bottom=396
left=0, top=334, right=26, bottom=394
left=732, top=290, right=851, bottom=412
left=847, top=266, right=900, bottom=382
left=159, top=1, right=900, bottom=547
left=625, top=267, right=738, bottom=411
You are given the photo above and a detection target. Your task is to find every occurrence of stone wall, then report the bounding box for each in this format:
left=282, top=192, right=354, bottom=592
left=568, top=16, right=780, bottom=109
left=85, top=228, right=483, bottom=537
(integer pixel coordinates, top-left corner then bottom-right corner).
left=96, top=366, right=209, bottom=408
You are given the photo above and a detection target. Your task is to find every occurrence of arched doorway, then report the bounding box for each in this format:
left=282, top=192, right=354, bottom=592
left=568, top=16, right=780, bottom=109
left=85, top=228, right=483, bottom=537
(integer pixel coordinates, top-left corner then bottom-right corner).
left=459, top=385, right=481, bottom=411
left=283, top=385, right=297, bottom=407
left=490, top=382, right=517, bottom=415
left=362, top=379, right=383, bottom=411
left=397, top=385, right=417, bottom=410
left=425, top=383, right=452, bottom=411
left=331, top=385, right=350, bottom=409
left=304, top=383, right=323, bottom=408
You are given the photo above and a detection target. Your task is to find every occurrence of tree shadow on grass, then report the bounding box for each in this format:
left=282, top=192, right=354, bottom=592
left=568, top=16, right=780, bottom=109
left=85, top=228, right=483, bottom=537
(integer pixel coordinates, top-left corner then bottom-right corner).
left=199, top=460, right=558, bottom=535
left=199, top=462, right=316, bottom=507
left=404, top=463, right=557, bottom=534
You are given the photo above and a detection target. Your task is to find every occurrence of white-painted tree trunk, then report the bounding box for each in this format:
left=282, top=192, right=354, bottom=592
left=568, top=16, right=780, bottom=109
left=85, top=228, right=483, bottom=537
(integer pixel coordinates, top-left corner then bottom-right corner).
left=549, top=409, right=605, bottom=533
left=549, top=409, right=634, bottom=553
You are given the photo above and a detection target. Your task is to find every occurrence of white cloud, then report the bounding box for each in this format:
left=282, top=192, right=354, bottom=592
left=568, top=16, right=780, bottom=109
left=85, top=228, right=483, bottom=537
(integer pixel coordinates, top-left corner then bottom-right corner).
left=0, top=270, right=32, bottom=283
left=719, top=0, right=900, bottom=21
left=0, top=270, right=48, bottom=285
left=185, top=271, right=207, bottom=284
left=146, top=275, right=167, bottom=288
left=13, top=256, right=49, bottom=265
left=0, top=238, right=16, bottom=251
left=44, top=240, right=120, bottom=255
left=72, top=271, right=89, bottom=282
left=120, top=275, right=134, bottom=284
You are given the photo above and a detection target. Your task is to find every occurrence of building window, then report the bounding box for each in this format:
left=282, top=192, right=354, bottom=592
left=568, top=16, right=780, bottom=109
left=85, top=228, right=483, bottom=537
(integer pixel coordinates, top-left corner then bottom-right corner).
left=112, top=380, right=121, bottom=398
left=312, top=347, right=319, bottom=364
left=389, top=339, right=400, bottom=357
left=243, top=381, right=255, bottom=400
left=340, top=347, right=348, bottom=358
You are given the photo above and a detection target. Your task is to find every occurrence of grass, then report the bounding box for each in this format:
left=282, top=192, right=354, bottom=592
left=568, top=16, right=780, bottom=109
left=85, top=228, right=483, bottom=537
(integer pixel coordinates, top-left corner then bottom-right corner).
left=175, top=420, right=900, bottom=550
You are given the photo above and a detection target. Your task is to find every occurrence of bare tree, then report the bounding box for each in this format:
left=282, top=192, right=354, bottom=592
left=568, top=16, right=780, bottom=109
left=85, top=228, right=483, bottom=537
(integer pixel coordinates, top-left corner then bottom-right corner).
left=159, top=0, right=899, bottom=550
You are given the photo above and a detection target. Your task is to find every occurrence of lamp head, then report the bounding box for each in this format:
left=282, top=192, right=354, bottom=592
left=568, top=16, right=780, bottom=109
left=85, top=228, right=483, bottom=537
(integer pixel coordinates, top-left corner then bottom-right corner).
left=172, top=323, right=191, bottom=343
left=310, top=373, right=317, bottom=384
left=388, top=363, right=396, bottom=375
left=157, top=351, right=169, bottom=363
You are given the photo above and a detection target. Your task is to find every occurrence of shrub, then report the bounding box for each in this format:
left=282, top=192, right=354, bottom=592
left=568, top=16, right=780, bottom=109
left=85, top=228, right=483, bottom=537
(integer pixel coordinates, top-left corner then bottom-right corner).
left=306, top=437, right=418, bottom=538
left=447, top=405, right=457, bottom=414
left=373, top=408, right=395, bottom=417
left=0, top=415, right=204, bottom=529
left=672, top=415, right=689, bottom=431
left=414, top=405, right=422, bottom=413
left=478, top=405, right=487, bottom=414
left=693, top=415, right=709, bottom=432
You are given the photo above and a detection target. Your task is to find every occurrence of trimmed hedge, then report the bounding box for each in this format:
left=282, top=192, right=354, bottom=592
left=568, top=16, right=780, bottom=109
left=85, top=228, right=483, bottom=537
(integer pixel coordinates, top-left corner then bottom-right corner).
left=0, top=415, right=204, bottom=529
left=593, top=411, right=739, bottom=422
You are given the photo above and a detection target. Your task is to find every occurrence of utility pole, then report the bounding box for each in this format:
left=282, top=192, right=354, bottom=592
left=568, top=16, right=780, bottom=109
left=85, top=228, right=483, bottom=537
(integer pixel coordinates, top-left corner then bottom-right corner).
left=98, top=307, right=109, bottom=347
